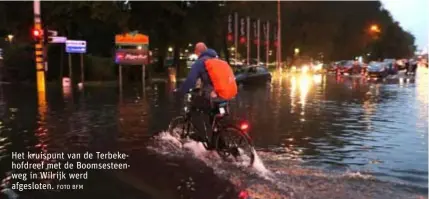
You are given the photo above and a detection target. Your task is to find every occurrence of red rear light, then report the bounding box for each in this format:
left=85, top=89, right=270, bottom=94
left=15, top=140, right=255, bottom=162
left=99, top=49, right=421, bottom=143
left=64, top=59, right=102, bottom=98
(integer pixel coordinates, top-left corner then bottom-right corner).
left=238, top=190, right=249, bottom=199
left=240, top=123, right=249, bottom=131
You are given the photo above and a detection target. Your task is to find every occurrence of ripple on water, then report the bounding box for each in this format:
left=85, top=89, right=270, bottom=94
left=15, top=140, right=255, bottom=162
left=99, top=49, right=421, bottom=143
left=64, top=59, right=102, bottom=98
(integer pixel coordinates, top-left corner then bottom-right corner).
left=147, top=131, right=425, bottom=198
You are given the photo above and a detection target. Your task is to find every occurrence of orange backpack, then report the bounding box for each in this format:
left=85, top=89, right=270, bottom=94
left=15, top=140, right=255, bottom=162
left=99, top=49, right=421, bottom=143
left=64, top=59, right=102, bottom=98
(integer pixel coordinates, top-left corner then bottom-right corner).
left=204, top=58, right=238, bottom=100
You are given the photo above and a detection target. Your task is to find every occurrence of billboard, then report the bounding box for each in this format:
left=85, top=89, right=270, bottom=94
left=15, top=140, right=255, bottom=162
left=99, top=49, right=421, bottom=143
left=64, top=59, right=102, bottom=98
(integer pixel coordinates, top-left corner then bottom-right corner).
left=115, top=33, right=149, bottom=46
left=115, top=49, right=149, bottom=65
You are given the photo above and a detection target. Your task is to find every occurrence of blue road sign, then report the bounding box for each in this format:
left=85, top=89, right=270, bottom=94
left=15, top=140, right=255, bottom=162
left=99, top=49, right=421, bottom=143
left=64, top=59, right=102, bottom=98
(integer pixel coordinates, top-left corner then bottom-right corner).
left=65, top=40, right=86, bottom=54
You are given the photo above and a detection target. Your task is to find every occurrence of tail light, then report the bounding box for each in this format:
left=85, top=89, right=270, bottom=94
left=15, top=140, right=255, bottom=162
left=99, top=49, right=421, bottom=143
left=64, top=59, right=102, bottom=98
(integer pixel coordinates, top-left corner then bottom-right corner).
left=240, top=122, right=249, bottom=131
left=238, top=190, right=249, bottom=199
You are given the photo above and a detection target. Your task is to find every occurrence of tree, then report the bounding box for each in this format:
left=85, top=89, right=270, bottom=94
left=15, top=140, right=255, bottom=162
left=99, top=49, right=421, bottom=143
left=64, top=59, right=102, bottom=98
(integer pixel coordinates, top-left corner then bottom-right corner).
left=0, top=1, right=418, bottom=83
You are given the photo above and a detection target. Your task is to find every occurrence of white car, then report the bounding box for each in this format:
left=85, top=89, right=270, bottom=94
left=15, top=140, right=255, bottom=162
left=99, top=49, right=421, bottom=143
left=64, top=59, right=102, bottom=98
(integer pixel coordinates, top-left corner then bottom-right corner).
left=186, top=54, right=198, bottom=68
left=229, top=58, right=243, bottom=66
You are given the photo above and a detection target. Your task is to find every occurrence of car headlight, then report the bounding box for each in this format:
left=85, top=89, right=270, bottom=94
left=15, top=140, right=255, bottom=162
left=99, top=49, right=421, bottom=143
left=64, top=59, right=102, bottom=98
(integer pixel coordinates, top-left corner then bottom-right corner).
left=302, top=65, right=309, bottom=73
left=314, top=64, right=322, bottom=71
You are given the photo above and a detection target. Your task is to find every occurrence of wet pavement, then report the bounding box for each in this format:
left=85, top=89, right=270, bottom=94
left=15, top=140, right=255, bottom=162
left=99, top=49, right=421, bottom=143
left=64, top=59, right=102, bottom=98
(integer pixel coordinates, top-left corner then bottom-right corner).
left=0, top=68, right=428, bottom=199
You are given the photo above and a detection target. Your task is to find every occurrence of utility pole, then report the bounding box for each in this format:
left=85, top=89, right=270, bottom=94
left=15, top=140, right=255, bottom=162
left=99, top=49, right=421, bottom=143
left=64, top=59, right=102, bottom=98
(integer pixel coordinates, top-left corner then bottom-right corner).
left=34, top=0, right=46, bottom=93
left=266, top=21, right=270, bottom=67
left=234, top=12, right=238, bottom=62
left=277, top=0, right=282, bottom=70
left=257, top=19, right=260, bottom=64
left=246, top=16, right=250, bottom=65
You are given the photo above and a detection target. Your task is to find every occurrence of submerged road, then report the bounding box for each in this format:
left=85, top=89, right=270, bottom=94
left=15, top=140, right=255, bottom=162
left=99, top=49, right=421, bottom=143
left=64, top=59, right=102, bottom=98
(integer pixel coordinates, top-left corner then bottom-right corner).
left=0, top=68, right=428, bottom=199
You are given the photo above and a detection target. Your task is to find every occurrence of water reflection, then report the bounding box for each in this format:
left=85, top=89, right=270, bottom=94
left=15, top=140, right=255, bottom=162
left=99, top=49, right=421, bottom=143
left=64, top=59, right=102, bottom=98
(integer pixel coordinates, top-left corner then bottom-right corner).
left=35, top=91, right=49, bottom=167
left=240, top=72, right=427, bottom=189
left=416, top=67, right=429, bottom=108
left=290, top=76, right=296, bottom=114
left=299, top=74, right=311, bottom=120
left=36, top=91, right=57, bottom=186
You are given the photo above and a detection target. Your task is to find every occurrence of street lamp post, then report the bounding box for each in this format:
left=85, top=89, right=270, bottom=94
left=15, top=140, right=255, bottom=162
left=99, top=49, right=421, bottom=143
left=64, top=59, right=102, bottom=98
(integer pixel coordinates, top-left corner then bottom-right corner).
left=277, top=0, right=281, bottom=70
left=368, top=24, right=381, bottom=59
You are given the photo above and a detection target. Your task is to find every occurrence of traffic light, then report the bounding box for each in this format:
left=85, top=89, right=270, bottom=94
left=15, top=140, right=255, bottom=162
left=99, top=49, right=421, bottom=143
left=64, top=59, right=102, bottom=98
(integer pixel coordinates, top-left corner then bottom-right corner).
left=32, top=28, right=43, bottom=41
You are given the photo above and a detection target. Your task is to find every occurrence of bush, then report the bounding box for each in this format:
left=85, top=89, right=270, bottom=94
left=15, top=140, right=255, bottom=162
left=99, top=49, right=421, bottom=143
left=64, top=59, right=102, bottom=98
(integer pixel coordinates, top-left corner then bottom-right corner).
left=84, top=55, right=116, bottom=81
left=1, top=43, right=35, bottom=82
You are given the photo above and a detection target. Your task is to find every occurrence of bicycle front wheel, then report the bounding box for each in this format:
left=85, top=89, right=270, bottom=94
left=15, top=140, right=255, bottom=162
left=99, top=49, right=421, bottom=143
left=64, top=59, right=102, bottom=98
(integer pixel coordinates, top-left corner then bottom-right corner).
left=168, top=116, right=191, bottom=139
left=215, top=125, right=255, bottom=167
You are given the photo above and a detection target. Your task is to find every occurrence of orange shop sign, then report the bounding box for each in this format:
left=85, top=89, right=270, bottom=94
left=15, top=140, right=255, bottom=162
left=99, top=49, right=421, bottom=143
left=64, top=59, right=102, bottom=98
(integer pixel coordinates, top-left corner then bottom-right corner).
left=115, top=33, right=149, bottom=45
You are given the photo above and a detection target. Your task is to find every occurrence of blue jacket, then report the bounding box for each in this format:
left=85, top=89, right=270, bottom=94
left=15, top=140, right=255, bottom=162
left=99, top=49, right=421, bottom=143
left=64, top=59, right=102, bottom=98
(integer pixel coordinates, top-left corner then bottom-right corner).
left=179, top=49, right=218, bottom=94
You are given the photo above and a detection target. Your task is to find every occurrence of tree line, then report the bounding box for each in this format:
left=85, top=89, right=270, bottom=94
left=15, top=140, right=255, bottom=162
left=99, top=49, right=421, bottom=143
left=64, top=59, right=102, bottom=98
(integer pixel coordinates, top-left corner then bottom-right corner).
left=0, top=1, right=416, bottom=82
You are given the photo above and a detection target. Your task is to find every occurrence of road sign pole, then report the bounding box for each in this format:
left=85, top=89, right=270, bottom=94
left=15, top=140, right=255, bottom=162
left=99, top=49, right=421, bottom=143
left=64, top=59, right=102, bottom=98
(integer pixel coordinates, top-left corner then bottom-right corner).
left=267, top=21, right=270, bottom=67
left=234, top=12, right=238, bottom=62
left=257, top=19, right=260, bottom=64
left=119, top=64, right=122, bottom=94
left=68, top=53, right=72, bottom=85
left=80, top=54, right=84, bottom=85
left=142, top=64, right=146, bottom=96
left=246, top=16, right=250, bottom=65
left=60, top=47, right=64, bottom=80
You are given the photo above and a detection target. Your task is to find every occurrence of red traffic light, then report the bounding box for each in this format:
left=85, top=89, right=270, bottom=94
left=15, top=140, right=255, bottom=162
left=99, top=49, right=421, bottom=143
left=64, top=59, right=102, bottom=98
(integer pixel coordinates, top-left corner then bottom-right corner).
left=227, top=34, right=233, bottom=42
left=32, top=29, right=43, bottom=38
left=239, top=37, right=246, bottom=44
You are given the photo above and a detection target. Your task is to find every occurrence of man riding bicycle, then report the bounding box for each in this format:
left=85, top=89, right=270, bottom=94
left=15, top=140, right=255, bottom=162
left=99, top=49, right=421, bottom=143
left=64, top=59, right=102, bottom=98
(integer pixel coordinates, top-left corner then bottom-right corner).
left=177, top=42, right=238, bottom=147
left=179, top=43, right=219, bottom=99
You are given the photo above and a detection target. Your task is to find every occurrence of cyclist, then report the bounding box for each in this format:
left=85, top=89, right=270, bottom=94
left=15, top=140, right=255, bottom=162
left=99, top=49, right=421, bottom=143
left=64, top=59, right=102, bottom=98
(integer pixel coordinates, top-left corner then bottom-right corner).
left=179, top=42, right=218, bottom=100
left=178, top=42, right=238, bottom=148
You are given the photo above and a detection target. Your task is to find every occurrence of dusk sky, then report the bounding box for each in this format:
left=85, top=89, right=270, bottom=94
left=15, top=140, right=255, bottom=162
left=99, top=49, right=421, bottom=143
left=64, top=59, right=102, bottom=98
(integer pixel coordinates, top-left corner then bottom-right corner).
left=381, top=0, right=429, bottom=52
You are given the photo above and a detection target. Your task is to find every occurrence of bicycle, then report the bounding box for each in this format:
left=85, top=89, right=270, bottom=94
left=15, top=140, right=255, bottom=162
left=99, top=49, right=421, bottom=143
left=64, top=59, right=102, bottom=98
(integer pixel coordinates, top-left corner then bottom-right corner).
left=168, top=88, right=255, bottom=166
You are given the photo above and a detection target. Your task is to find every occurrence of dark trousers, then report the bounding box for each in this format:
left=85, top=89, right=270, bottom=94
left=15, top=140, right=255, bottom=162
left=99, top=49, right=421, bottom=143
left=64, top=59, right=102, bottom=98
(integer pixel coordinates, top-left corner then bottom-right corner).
left=191, top=95, right=226, bottom=125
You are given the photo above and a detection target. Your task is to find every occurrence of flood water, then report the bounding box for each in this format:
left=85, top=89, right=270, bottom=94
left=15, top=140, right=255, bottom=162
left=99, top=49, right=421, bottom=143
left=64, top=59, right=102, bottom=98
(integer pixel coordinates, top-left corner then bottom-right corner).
left=0, top=69, right=428, bottom=199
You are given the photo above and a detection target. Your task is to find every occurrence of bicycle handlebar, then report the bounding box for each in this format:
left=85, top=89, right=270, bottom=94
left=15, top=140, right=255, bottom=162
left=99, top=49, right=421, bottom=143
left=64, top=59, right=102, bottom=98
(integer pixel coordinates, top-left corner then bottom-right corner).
left=187, top=88, right=201, bottom=94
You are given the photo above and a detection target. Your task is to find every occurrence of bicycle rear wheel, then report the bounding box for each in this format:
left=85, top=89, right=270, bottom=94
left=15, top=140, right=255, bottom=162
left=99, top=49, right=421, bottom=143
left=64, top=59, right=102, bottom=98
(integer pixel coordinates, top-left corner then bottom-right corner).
left=215, top=125, right=255, bottom=167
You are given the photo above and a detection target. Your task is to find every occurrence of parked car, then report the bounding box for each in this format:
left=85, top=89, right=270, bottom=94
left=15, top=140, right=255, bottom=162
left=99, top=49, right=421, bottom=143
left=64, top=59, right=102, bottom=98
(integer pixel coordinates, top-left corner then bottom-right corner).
left=248, top=59, right=264, bottom=66
left=338, top=60, right=355, bottom=74
left=383, top=59, right=398, bottom=75
left=235, top=65, right=272, bottom=85
left=395, top=59, right=408, bottom=71
left=341, top=60, right=366, bottom=75
left=367, top=61, right=389, bottom=79
left=406, top=59, right=418, bottom=75
left=289, top=56, right=313, bottom=73
left=229, top=58, right=244, bottom=67
left=186, top=54, right=198, bottom=68
left=327, top=61, right=345, bottom=73
left=311, top=61, right=324, bottom=73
